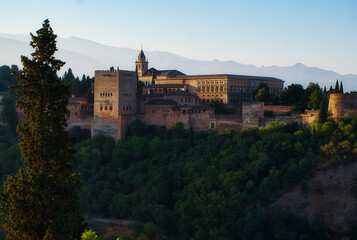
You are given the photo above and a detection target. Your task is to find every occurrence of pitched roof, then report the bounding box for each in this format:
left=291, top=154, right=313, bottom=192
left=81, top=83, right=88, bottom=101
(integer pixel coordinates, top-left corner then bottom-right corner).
left=171, top=104, right=212, bottom=110
left=145, top=99, right=178, bottom=105
left=142, top=68, right=185, bottom=77
left=159, top=70, right=185, bottom=77
left=68, top=96, right=87, bottom=104
left=157, top=74, right=284, bottom=82
left=165, top=90, right=197, bottom=97
left=138, top=50, right=146, bottom=59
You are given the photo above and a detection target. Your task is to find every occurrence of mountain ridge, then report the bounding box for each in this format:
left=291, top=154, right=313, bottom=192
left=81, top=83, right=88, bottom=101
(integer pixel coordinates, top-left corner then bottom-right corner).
left=1, top=33, right=356, bottom=91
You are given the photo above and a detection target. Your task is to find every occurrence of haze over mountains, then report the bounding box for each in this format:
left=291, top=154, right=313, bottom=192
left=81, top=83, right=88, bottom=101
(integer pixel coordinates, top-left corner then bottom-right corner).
left=1, top=33, right=356, bottom=92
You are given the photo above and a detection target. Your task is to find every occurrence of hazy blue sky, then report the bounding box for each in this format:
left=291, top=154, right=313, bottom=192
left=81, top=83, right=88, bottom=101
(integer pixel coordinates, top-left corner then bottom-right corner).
left=1, top=0, right=356, bottom=74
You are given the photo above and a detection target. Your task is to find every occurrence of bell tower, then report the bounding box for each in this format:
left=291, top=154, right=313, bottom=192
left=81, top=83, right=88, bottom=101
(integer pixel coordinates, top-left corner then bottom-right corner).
left=135, top=49, right=148, bottom=77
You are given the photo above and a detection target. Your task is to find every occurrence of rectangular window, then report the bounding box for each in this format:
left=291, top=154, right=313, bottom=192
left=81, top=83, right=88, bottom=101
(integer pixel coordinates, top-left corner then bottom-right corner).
left=100, top=106, right=103, bottom=111
left=105, top=106, right=108, bottom=110
left=109, top=106, right=112, bottom=111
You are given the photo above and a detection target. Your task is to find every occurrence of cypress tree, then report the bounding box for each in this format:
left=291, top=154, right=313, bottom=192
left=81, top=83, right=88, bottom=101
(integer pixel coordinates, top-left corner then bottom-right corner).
left=318, top=98, right=328, bottom=123
left=0, top=19, right=83, bottom=240
left=340, top=81, right=344, bottom=94
left=329, top=86, right=333, bottom=94
left=334, top=80, right=339, bottom=93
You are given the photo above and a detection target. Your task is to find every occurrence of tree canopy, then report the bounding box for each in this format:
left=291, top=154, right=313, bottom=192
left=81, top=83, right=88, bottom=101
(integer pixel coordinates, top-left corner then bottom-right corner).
left=0, top=19, right=83, bottom=240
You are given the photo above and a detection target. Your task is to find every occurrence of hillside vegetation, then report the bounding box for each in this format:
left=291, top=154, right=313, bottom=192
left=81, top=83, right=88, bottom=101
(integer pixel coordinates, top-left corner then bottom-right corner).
left=2, top=115, right=356, bottom=239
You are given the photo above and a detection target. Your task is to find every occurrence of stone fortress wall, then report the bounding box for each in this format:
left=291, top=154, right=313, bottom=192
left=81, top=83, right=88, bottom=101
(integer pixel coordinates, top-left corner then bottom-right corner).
left=328, top=93, right=357, bottom=119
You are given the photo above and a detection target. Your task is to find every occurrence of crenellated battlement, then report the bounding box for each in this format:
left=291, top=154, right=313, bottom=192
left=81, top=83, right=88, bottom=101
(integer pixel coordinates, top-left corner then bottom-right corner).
left=95, top=70, right=120, bottom=76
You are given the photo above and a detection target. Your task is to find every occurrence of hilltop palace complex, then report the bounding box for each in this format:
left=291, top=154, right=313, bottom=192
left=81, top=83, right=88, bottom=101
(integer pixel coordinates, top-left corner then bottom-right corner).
left=86, top=50, right=284, bottom=140
left=1, top=50, right=355, bottom=139
left=55, top=50, right=357, bottom=140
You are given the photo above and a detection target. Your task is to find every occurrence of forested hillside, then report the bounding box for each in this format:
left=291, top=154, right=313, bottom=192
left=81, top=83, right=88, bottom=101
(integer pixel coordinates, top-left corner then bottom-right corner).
left=1, top=115, right=357, bottom=239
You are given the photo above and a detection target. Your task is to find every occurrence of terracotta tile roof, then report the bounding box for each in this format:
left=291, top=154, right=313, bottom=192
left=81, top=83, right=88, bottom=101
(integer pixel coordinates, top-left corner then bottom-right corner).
left=171, top=104, right=212, bottom=110
left=145, top=99, right=178, bottom=105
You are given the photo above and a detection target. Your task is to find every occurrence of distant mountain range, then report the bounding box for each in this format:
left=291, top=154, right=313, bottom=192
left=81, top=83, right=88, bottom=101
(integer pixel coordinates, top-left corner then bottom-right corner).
left=1, top=33, right=356, bottom=91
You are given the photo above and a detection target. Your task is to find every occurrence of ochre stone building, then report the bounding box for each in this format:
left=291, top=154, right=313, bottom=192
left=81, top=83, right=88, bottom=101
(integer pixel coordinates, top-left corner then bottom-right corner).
left=92, top=50, right=284, bottom=140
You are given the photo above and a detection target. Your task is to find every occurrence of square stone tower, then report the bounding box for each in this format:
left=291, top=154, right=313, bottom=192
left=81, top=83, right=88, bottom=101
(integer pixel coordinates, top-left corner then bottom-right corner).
left=92, top=68, right=137, bottom=140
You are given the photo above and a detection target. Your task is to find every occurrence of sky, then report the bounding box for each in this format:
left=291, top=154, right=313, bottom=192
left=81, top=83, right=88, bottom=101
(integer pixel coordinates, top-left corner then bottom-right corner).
left=1, top=0, right=357, bottom=75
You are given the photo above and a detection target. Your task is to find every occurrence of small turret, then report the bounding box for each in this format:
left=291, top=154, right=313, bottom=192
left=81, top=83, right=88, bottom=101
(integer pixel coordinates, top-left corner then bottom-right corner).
left=135, top=49, right=148, bottom=77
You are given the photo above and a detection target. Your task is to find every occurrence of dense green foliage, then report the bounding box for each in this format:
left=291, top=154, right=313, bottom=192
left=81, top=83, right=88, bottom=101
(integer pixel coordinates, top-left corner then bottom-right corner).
left=0, top=91, right=18, bottom=136
left=261, top=81, right=344, bottom=113
left=1, top=114, right=357, bottom=239
left=61, top=68, right=94, bottom=100
left=71, top=115, right=355, bottom=239
left=0, top=126, right=21, bottom=184
left=0, top=19, right=83, bottom=239
left=1, top=64, right=93, bottom=101
left=254, top=83, right=271, bottom=102
left=272, top=83, right=324, bottom=112
left=1, top=56, right=355, bottom=239
left=81, top=229, right=99, bottom=240
left=0, top=65, right=18, bottom=92
left=210, top=98, right=234, bottom=114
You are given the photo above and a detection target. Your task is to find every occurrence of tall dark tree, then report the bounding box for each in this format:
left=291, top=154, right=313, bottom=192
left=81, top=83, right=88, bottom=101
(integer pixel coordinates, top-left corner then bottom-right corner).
left=318, top=98, right=328, bottom=123
left=0, top=91, right=18, bottom=136
left=329, top=86, right=333, bottom=94
left=0, top=65, right=18, bottom=91
left=61, top=68, right=75, bottom=86
left=334, top=80, right=339, bottom=93
left=0, top=19, right=83, bottom=239
left=340, top=81, right=344, bottom=94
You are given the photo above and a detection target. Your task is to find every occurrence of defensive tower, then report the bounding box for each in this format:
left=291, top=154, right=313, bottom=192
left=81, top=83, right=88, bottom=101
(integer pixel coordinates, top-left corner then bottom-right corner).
left=92, top=68, right=137, bottom=140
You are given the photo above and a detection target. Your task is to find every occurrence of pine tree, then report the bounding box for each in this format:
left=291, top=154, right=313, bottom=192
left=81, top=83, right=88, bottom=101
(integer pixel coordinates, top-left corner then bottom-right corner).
left=340, top=81, right=344, bottom=94
left=0, top=19, right=83, bottom=240
left=334, top=80, right=339, bottom=93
